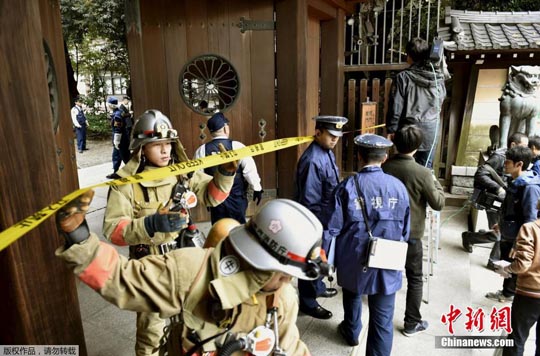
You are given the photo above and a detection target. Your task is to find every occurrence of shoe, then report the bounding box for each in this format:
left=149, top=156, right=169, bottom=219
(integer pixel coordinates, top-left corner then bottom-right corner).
left=485, top=290, right=514, bottom=303
left=319, top=288, right=338, bottom=298
left=106, top=173, right=120, bottom=179
left=402, top=320, right=429, bottom=337
left=338, top=322, right=359, bottom=346
left=83, top=148, right=89, bottom=151
left=78, top=150, right=83, bottom=153
left=461, top=232, right=473, bottom=253
left=299, top=305, right=332, bottom=319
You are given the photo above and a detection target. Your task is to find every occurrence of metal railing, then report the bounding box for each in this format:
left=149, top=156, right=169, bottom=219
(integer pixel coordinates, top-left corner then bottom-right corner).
left=345, top=0, right=442, bottom=66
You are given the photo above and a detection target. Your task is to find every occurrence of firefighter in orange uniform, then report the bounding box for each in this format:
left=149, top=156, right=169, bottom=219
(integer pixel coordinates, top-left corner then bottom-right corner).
left=57, top=194, right=329, bottom=355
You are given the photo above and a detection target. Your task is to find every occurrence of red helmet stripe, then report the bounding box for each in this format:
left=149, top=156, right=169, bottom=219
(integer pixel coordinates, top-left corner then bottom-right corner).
left=143, top=130, right=154, bottom=135
left=287, top=251, right=306, bottom=263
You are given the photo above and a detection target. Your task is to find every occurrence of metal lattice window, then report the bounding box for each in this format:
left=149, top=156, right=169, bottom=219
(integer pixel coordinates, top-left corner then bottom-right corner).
left=179, top=54, right=240, bottom=115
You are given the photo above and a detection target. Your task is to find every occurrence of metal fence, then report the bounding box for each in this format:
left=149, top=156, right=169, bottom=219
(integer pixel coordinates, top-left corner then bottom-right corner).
left=345, top=0, right=442, bottom=66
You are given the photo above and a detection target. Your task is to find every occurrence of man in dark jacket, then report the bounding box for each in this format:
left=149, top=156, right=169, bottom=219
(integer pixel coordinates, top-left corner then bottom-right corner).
left=528, top=135, right=540, bottom=175
left=294, top=116, right=348, bottom=320
left=106, top=96, right=130, bottom=179
left=486, top=145, right=540, bottom=302
left=383, top=125, right=445, bottom=337
left=462, top=132, right=528, bottom=268
left=386, top=38, right=446, bottom=168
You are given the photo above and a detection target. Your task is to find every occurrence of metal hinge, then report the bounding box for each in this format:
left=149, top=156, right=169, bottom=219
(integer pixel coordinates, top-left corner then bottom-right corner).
left=237, top=17, right=274, bottom=33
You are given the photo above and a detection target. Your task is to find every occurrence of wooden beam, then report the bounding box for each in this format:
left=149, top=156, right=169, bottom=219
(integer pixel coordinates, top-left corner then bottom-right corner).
left=308, top=0, right=337, bottom=20
left=320, top=8, right=345, bottom=116
left=276, top=0, right=308, bottom=199
left=125, top=0, right=148, bottom=116
left=456, top=65, right=480, bottom=165
left=321, top=8, right=345, bottom=170
left=0, top=0, right=86, bottom=351
left=344, top=63, right=410, bottom=72
left=322, top=0, right=356, bottom=14
left=445, top=63, right=471, bottom=182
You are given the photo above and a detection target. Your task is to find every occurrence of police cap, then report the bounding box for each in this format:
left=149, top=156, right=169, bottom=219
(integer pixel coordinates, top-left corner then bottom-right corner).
left=354, top=134, right=393, bottom=149
left=314, top=116, right=348, bottom=137
left=107, top=96, right=118, bottom=105
left=207, top=112, right=229, bottom=132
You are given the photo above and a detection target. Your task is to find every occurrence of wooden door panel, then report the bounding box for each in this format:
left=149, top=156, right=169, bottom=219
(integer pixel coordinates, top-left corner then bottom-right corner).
left=133, top=0, right=276, bottom=221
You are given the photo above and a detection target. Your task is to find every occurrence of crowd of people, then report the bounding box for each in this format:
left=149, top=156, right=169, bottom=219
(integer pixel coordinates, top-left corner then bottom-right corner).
left=56, top=37, right=540, bottom=356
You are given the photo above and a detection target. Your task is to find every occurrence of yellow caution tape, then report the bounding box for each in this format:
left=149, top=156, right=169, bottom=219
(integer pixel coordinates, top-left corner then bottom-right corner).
left=0, top=136, right=314, bottom=252
left=0, top=123, right=386, bottom=252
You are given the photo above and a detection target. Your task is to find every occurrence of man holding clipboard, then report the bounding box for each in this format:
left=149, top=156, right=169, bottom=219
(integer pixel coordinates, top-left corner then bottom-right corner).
left=323, top=134, right=410, bottom=354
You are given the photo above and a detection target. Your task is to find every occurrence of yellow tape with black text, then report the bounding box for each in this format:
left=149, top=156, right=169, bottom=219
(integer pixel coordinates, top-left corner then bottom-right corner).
left=0, top=136, right=314, bottom=251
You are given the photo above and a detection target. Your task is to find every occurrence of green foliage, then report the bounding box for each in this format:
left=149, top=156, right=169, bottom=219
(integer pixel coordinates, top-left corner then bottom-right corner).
left=86, top=112, right=111, bottom=139
left=60, top=0, right=130, bottom=117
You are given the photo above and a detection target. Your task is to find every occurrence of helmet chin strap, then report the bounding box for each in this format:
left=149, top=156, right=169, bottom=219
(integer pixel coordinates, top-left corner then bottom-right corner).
left=246, top=221, right=330, bottom=279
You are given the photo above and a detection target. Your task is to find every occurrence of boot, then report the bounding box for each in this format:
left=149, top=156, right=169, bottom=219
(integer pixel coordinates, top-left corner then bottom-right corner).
left=461, top=232, right=473, bottom=253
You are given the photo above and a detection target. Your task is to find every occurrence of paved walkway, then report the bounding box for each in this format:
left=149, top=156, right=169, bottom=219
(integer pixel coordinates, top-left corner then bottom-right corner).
left=76, top=164, right=536, bottom=356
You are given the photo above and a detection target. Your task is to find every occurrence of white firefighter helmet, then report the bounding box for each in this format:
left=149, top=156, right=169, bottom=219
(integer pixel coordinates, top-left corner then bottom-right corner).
left=228, top=199, right=325, bottom=280
left=129, top=109, right=178, bottom=151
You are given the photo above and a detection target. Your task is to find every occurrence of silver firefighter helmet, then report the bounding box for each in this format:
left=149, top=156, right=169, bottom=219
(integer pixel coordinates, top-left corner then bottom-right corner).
left=228, top=199, right=326, bottom=280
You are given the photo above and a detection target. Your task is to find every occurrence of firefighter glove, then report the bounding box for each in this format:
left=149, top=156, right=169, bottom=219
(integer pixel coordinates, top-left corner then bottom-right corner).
left=217, top=143, right=238, bottom=176
left=56, top=190, right=94, bottom=247
left=144, top=203, right=188, bottom=236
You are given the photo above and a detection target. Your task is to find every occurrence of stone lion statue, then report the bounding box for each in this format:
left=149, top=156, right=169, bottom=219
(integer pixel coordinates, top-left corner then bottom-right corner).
left=499, top=65, right=540, bottom=149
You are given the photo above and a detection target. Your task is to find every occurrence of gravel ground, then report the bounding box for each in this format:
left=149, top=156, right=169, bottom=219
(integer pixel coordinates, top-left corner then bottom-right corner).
left=75, top=138, right=112, bottom=168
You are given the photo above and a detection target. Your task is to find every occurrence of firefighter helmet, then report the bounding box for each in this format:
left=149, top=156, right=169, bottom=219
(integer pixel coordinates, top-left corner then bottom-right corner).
left=228, top=199, right=328, bottom=280
left=129, top=110, right=178, bottom=151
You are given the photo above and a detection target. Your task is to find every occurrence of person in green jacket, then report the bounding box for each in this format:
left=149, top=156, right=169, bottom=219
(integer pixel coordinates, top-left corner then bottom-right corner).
left=382, top=124, right=445, bottom=336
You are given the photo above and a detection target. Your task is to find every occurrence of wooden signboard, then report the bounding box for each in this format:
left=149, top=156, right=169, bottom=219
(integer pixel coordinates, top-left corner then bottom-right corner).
left=361, top=101, right=378, bottom=133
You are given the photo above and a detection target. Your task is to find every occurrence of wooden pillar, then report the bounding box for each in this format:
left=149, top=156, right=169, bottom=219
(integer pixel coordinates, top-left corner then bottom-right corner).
left=455, top=64, right=478, bottom=167
left=125, top=0, right=148, bottom=116
left=320, top=8, right=345, bottom=173
left=320, top=8, right=344, bottom=116
left=276, top=0, right=308, bottom=199
left=0, top=1, right=86, bottom=352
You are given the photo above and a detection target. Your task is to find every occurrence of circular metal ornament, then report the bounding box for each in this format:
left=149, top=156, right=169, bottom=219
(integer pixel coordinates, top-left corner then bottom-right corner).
left=179, top=54, right=240, bottom=115
left=43, top=40, right=59, bottom=133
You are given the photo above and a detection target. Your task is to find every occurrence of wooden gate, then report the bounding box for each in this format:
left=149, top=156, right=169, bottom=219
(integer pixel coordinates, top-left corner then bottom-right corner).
left=126, top=0, right=276, bottom=220
left=342, top=77, right=393, bottom=174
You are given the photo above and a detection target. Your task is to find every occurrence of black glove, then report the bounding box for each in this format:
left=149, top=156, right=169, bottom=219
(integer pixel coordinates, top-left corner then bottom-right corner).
left=253, top=190, right=264, bottom=205
left=56, top=190, right=94, bottom=247
left=144, top=204, right=188, bottom=236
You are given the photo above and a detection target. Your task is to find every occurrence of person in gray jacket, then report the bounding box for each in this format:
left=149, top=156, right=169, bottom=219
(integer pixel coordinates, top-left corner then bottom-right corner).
left=383, top=125, right=445, bottom=336
left=386, top=38, right=446, bottom=168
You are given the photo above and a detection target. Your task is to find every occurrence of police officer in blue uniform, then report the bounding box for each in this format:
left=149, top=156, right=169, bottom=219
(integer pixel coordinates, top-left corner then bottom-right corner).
left=194, top=112, right=263, bottom=223
left=106, top=97, right=130, bottom=179
left=294, top=115, right=348, bottom=320
left=322, top=134, right=410, bottom=354
left=71, top=97, right=89, bottom=153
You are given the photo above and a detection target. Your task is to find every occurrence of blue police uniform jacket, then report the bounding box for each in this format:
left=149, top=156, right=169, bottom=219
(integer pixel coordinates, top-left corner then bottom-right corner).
left=322, top=166, right=410, bottom=295
left=294, top=141, right=340, bottom=222
left=75, top=106, right=86, bottom=126
left=111, top=108, right=127, bottom=134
